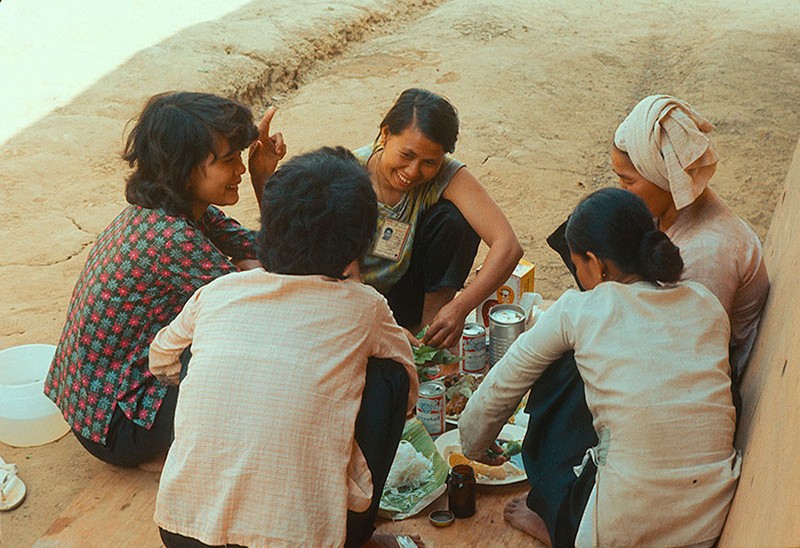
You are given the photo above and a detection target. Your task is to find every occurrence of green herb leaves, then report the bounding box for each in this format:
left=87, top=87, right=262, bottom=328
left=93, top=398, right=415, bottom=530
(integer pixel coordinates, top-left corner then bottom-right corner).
left=412, top=326, right=463, bottom=366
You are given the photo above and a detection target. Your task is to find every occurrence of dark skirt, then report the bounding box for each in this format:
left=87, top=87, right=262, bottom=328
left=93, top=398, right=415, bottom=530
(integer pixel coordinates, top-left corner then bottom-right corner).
left=522, top=351, right=597, bottom=547
left=387, top=199, right=480, bottom=329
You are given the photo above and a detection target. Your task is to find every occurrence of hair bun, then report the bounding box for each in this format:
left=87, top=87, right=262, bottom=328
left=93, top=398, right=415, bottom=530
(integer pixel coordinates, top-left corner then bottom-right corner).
left=637, top=229, right=684, bottom=283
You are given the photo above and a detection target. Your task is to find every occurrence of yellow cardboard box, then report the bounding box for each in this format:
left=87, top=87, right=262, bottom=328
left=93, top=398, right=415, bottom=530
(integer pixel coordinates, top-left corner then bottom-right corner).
left=475, top=259, right=535, bottom=327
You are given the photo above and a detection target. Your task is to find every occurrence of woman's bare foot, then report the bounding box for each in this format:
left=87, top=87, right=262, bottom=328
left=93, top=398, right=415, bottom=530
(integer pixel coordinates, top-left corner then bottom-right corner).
left=138, top=452, right=167, bottom=473
left=363, top=532, right=425, bottom=547
left=503, top=497, right=551, bottom=547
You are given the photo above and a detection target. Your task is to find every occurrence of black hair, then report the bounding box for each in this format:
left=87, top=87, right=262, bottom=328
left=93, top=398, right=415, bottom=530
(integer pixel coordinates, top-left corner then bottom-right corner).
left=378, top=88, right=459, bottom=153
left=123, top=91, right=258, bottom=216
left=566, top=188, right=684, bottom=283
left=257, top=147, right=378, bottom=278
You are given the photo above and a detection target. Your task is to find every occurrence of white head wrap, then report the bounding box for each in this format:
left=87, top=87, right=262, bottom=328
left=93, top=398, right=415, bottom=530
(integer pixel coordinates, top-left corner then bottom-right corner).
left=614, top=95, right=719, bottom=210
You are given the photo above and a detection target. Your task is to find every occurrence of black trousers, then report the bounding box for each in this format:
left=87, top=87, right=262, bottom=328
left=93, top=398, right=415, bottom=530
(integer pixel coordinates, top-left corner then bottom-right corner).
left=344, top=358, right=409, bottom=547
left=515, top=223, right=598, bottom=546
left=159, top=358, right=409, bottom=548
left=387, top=199, right=480, bottom=329
left=75, top=348, right=191, bottom=467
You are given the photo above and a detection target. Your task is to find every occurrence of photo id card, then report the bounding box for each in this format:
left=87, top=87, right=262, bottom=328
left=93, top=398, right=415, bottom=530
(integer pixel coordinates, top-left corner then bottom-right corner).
left=371, top=218, right=411, bottom=261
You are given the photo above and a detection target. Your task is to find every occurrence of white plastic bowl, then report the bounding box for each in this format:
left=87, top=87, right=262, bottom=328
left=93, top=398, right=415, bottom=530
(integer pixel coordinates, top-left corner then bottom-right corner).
left=0, top=344, right=70, bottom=447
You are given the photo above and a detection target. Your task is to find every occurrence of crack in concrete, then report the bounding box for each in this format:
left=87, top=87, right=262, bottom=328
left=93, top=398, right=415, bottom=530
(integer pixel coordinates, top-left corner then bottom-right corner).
left=223, top=0, right=450, bottom=107
left=1, top=240, right=94, bottom=268
left=66, top=215, right=95, bottom=235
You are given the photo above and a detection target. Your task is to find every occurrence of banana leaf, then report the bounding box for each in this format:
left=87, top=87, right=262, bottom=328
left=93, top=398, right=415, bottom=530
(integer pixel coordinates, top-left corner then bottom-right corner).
left=378, top=418, right=448, bottom=519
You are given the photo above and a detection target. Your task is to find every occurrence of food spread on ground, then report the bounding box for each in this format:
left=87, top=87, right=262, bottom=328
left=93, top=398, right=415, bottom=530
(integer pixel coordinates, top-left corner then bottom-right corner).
left=444, top=374, right=483, bottom=421
left=381, top=440, right=435, bottom=513
left=444, top=371, right=530, bottom=426
left=412, top=326, right=463, bottom=383
left=446, top=450, right=524, bottom=481
left=433, top=425, right=528, bottom=486
left=379, top=418, right=448, bottom=519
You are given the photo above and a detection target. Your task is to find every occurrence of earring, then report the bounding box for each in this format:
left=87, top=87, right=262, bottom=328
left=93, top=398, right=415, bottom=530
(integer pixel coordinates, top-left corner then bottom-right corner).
left=601, top=272, right=607, bottom=280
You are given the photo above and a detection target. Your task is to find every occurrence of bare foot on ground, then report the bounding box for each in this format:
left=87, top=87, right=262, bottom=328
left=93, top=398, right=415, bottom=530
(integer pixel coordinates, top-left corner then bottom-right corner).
left=504, top=497, right=551, bottom=547
left=138, top=452, right=167, bottom=473
left=363, top=532, right=425, bottom=547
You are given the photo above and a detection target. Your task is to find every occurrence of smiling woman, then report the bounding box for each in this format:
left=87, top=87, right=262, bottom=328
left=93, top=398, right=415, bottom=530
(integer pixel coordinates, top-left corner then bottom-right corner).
left=187, top=137, right=249, bottom=220
left=354, top=88, right=523, bottom=349
left=43, top=91, right=286, bottom=468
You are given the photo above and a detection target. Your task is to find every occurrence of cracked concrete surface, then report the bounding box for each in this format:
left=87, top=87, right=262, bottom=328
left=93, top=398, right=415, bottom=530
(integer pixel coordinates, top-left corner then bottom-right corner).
left=0, top=0, right=446, bottom=349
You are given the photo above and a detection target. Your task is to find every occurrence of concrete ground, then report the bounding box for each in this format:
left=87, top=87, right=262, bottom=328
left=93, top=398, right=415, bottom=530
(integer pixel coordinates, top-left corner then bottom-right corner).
left=2, top=0, right=800, bottom=545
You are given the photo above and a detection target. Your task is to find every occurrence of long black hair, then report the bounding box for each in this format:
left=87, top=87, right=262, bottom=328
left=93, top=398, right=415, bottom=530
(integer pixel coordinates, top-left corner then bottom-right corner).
left=566, top=188, right=684, bottom=284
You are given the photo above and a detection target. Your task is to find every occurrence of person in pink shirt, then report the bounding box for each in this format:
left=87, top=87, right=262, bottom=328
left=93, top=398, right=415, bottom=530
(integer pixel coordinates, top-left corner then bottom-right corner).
left=150, top=147, right=423, bottom=547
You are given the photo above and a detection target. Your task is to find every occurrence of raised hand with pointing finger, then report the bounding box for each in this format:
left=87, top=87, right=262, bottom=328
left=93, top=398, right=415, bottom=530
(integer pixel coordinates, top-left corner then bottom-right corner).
left=248, top=106, right=287, bottom=209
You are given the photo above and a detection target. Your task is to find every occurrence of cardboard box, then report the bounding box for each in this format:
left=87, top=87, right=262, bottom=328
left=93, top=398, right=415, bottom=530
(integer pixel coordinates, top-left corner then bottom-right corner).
left=475, top=259, right=536, bottom=327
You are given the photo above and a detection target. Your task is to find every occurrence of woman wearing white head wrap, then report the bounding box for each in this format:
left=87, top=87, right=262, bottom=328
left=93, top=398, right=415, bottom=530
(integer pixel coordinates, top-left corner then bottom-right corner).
left=611, top=94, right=769, bottom=380
left=523, top=94, right=768, bottom=546
left=614, top=94, right=719, bottom=212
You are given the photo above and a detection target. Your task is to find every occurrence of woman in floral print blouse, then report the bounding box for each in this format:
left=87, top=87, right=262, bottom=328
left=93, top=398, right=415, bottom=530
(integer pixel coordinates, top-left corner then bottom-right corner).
left=44, top=91, right=286, bottom=467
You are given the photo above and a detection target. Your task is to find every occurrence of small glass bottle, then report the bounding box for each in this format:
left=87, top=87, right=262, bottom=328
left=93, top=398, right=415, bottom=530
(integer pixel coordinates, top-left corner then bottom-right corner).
left=448, top=464, right=477, bottom=518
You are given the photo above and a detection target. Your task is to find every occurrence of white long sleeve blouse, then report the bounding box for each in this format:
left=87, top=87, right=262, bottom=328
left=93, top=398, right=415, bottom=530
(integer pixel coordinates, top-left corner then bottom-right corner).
left=459, top=280, right=740, bottom=547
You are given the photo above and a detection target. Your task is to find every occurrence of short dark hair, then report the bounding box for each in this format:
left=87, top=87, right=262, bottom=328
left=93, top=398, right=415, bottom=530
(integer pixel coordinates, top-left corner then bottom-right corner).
left=123, top=91, right=258, bottom=216
left=257, top=147, right=378, bottom=278
left=566, top=188, right=684, bottom=283
left=378, top=88, right=459, bottom=153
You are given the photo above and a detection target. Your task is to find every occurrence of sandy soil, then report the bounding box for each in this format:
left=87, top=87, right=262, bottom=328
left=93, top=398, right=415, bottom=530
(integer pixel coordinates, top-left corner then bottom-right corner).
left=2, top=0, right=800, bottom=545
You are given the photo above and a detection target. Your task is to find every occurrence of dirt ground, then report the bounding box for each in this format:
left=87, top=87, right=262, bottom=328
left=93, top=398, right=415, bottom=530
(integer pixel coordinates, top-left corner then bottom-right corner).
left=2, top=0, right=800, bottom=545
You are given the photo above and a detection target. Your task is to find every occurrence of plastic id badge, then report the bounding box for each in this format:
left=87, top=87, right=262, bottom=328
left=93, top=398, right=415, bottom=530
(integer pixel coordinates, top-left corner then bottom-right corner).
left=371, top=218, right=411, bottom=261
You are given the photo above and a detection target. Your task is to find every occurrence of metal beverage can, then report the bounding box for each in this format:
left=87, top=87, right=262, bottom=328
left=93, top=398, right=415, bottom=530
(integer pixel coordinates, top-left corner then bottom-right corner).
left=417, top=381, right=446, bottom=437
left=460, top=322, right=487, bottom=374
left=488, top=304, right=526, bottom=368
left=418, top=363, right=443, bottom=383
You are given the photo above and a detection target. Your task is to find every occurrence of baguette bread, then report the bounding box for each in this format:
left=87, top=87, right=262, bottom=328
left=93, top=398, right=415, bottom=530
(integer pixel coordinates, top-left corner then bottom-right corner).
left=446, top=450, right=522, bottom=481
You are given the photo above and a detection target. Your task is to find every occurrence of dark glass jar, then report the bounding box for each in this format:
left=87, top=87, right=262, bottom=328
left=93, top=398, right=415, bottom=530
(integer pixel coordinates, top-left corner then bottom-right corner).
left=448, top=464, right=476, bottom=518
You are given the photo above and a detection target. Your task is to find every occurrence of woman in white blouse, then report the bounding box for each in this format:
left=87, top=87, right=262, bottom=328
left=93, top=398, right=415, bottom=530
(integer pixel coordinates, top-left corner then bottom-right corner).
left=459, top=188, right=740, bottom=547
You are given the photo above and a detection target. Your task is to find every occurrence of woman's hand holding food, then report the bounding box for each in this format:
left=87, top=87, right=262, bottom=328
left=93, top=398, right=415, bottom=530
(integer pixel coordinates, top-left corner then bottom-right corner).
left=248, top=107, right=287, bottom=204
left=423, top=299, right=466, bottom=349
left=474, top=441, right=509, bottom=466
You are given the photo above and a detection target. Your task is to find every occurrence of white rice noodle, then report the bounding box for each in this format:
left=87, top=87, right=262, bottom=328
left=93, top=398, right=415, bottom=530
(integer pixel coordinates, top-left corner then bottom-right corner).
left=385, top=440, right=433, bottom=491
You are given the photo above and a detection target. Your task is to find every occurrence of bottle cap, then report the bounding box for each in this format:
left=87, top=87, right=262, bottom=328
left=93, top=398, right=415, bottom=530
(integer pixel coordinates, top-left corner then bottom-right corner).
left=429, top=509, right=455, bottom=527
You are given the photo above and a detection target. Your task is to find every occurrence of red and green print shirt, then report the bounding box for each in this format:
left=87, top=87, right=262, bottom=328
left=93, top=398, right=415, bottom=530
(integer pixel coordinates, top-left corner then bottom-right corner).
left=44, top=205, right=257, bottom=444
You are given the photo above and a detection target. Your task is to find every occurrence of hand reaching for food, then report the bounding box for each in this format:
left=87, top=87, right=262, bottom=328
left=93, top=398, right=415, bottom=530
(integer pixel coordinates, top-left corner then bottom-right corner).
left=475, top=441, right=509, bottom=466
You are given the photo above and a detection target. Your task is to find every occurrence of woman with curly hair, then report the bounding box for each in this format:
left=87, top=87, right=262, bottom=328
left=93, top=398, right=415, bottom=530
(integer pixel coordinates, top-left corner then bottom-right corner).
left=45, top=91, right=286, bottom=467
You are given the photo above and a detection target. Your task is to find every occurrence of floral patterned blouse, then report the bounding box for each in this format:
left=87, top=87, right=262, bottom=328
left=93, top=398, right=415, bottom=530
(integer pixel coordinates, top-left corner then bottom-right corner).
left=44, top=205, right=257, bottom=444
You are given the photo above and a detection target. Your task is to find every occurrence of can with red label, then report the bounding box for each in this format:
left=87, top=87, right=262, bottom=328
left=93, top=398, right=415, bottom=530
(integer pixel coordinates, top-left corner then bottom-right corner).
left=417, top=381, right=446, bottom=437
left=460, top=322, right=487, bottom=374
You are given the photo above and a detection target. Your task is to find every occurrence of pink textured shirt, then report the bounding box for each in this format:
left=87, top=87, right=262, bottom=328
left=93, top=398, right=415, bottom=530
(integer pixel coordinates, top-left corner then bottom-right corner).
left=666, top=188, right=769, bottom=379
left=149, top=269, right=417, bottom=547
